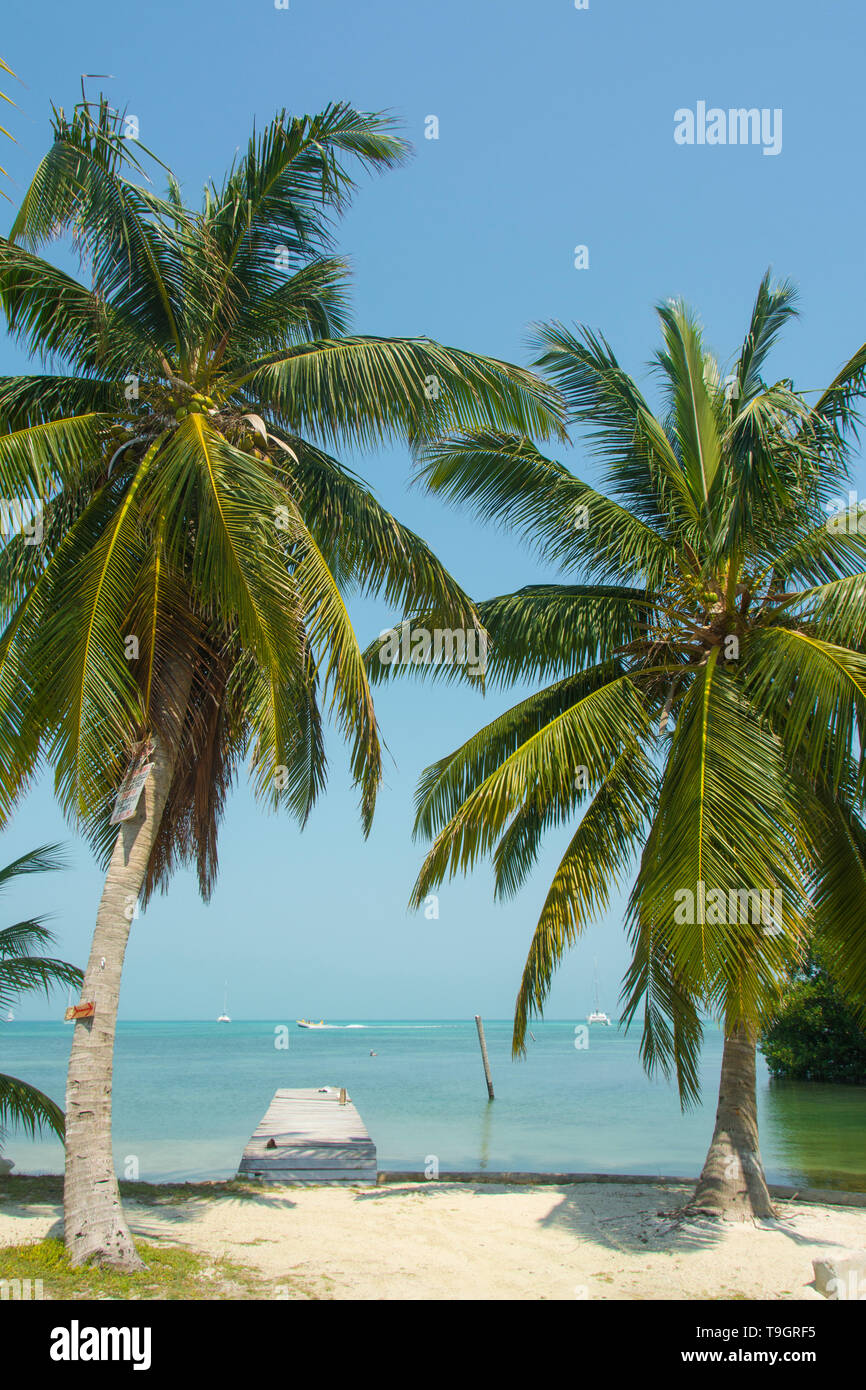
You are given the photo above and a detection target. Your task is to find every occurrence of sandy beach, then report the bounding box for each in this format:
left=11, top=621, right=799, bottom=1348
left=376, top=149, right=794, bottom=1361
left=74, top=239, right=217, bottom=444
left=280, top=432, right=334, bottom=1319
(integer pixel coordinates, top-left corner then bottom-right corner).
left=2, top=1179, right=865, bottom=1300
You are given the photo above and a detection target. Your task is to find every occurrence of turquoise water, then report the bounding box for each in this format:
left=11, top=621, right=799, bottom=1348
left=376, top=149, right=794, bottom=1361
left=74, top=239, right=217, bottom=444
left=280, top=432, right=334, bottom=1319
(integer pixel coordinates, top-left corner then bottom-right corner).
left=1, top=1020, right=864, bottom=1189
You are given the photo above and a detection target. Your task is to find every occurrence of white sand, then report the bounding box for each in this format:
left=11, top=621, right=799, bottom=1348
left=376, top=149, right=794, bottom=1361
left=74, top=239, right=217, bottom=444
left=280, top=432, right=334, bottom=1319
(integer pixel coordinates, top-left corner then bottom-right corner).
left=2, top=1181, right=864, bottom=1300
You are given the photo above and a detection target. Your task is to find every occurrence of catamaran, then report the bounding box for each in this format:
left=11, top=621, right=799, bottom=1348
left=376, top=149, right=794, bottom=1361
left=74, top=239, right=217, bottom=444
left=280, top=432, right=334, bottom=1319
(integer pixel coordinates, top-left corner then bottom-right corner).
left=217, top=983, right=231, bottom=1023
left=587, top=957, right=612, bottom=1026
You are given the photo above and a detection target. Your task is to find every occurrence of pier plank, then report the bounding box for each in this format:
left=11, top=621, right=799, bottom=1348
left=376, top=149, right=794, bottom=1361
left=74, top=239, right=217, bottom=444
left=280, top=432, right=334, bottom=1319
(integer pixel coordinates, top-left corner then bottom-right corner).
left=238, top=1088, right=377, bottom=1184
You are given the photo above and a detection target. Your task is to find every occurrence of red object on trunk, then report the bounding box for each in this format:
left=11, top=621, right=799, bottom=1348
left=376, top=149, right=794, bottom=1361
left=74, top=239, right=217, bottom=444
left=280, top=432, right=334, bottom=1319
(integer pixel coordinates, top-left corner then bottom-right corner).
left=64, top=1002, right=95, bottom=1021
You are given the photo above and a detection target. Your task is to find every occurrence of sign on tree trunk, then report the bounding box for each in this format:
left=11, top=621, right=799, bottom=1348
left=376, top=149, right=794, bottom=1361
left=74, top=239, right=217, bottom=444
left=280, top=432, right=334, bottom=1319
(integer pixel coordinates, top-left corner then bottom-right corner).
left=109, top=749, right=154, bottom=825
left=64, top=1001, right=95, bottom=1021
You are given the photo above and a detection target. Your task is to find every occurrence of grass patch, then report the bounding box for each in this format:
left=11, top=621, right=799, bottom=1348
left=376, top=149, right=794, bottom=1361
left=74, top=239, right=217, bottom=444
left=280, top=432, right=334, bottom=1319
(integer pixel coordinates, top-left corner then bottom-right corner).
left=0, top=1176, right=321, bottom=1299
left=0, top=1236, right=274, bottom=1301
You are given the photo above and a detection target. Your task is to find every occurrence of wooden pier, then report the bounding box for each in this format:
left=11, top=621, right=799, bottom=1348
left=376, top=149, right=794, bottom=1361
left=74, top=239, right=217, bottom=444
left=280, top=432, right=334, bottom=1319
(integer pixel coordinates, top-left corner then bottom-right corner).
left=238, top=1088, right=377, bottom=1184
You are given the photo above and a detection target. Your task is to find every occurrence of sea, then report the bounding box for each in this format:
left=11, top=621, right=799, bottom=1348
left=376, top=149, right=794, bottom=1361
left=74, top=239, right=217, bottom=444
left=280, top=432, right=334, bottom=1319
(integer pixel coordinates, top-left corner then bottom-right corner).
left=2, top=1019, right=864, bottom=1189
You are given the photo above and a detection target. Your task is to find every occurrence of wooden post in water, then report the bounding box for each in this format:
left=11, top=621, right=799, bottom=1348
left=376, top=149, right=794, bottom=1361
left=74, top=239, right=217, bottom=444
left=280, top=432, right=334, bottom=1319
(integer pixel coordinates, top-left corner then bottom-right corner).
left=474, top=1015, right=494, bottom=1100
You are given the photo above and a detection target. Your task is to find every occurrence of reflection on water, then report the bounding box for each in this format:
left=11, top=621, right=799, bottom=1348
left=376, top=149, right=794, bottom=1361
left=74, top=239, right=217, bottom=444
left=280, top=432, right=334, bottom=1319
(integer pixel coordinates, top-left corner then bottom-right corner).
left=761, top=1078, right=866, bottom=1191
left=478, top=1097, right=494, bottom=1171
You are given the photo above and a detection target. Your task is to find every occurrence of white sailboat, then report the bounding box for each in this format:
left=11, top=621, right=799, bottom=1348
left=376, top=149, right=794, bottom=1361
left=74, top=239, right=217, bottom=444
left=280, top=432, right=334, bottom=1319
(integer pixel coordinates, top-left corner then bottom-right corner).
left=587, top=957, right=612, bottom=1026
left=217, top=982, right=231, bottom=1023
left=5, top=1009, right=13, bottom=1022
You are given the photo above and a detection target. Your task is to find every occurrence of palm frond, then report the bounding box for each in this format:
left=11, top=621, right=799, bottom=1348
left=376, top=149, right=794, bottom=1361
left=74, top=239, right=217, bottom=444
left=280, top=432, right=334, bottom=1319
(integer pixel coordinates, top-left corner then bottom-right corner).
left=0, top=843, right=67, bottom=889
left=233, top=337, right=566, bottom=449
left=729, top=270, right=799, bottom=408
left=411, top=667, right=649, bottom=901
left=419, top=431, right=674, bottom=584
left=0, top=1073, right=64, bottom=1141
left=511, top=743, right=658, bottom=1052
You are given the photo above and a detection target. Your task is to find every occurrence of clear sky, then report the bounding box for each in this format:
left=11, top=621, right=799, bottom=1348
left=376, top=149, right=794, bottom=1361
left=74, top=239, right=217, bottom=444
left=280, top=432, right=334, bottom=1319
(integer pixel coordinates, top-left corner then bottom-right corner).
left=1, top=0, right=864, bottom=1021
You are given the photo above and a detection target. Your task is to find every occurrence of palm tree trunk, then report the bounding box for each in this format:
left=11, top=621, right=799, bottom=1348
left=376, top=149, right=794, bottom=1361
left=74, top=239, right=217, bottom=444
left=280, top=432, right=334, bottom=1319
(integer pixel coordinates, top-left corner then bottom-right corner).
left=684, top=1022, right=775, bottom=1220
left=63, top=716, right=183, bottom=1268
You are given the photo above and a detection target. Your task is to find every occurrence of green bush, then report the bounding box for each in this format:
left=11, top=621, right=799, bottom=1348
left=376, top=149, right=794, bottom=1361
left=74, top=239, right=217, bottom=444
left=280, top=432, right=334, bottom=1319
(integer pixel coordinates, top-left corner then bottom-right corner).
left=761, top=958, right=866, bottom=1084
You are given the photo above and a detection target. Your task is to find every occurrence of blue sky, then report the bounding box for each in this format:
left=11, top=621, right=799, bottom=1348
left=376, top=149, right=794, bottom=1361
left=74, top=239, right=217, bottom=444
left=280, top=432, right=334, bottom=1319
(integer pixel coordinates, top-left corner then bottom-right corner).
left=1, top=0, right=864, bottom=1021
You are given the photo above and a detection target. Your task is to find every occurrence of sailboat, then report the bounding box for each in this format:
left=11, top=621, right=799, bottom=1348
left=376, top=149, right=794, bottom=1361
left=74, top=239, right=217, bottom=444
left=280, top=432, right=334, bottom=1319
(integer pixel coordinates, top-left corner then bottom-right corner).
left=217, top=982, right=231, bottom=1023
left=587, top=957, right=612, bottom=1026
left=5, top=1009, right=13, bottom=1022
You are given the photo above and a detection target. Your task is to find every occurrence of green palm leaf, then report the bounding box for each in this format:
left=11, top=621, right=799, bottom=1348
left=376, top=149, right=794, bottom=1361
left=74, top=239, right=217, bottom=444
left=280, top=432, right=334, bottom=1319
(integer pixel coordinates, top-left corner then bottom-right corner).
left=411, top=667, right=649, bottom=900
left=512, top=743, right=658, bottom=1052
left=235, top=336, right=565, bottom=449
left=0, top=1074, right=64, bottom=1142
left=0, top=844, right=78, bottom=1144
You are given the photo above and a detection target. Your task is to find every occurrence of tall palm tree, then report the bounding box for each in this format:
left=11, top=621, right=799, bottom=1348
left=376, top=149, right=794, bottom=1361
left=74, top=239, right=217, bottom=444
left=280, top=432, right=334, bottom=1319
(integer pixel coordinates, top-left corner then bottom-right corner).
left=369, top=274, right=866, bottom=1218
left=0, top=95, right=564, bottom=1268
left=0, top=844, right=82, bottom=1150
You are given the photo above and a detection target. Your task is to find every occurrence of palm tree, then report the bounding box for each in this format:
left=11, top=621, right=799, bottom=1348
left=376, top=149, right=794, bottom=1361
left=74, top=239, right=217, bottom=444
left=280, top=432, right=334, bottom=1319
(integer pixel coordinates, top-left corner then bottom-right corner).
left=370, top=274, right=866, bottom=1219
left=0, top=844, right=82, bottom=1152
left=0, top=94, right=564, bottom=1268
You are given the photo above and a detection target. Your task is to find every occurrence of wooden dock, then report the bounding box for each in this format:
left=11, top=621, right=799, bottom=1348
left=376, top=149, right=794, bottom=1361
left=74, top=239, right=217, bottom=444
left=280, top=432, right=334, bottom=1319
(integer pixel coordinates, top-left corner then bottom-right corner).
left=238, top=1088, right=377, bottom=1184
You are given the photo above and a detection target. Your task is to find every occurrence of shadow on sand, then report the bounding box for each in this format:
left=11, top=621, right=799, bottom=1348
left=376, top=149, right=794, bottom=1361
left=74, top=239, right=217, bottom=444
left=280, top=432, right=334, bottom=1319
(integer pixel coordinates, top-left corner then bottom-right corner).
left=351, top=1177, right=826, bottom=1259
left=0, top=1173, right=298, bottom=1243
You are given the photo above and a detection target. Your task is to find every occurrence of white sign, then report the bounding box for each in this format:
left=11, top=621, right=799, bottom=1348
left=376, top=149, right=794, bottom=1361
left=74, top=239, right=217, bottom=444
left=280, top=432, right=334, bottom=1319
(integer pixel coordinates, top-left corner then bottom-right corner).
left=110, top=759, right=153, bottom=824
